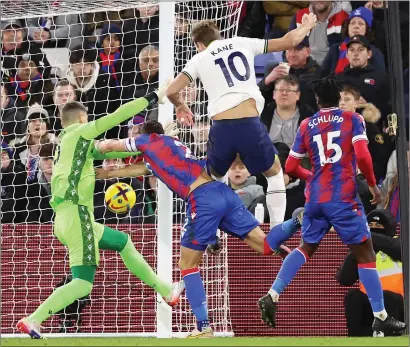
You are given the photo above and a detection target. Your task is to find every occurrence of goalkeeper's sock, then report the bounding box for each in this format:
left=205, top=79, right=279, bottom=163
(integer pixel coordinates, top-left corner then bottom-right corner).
left=358, top=263, right=387, bottom=321
left=120, top=238, right=171, bottom=298
left=29, top=278, right=92, bottom=325
left=181, top=268, right=209, bottom=331
left=270, top=248, right=309, bottom=302
left=265, top=170, right=286, bottom=228
left=265, top=219, right=298, bottom=253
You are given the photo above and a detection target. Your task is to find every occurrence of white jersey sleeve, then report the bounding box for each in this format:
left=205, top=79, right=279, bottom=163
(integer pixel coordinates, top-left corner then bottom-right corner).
left=179, top=37, right=267, bottom=118
left=182, top=55, right=200, bottom=83
left=240, top=37, right=268, bottom=56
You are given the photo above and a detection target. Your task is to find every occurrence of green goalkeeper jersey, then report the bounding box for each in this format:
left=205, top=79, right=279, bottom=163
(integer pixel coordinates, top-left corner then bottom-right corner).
left=50, top=97, right=149, bottom=211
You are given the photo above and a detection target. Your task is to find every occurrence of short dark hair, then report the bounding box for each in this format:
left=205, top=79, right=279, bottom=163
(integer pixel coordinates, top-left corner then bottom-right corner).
left=39, top=143, right=56, bottom=158
left=191, top=20, right=221, bottom=46
left=274, top=75, right=301, bottom=91
left=61, top=101, right=88, bottom=127
left=140, top=120, right=164, bottom=135
left=69, top=46, right=98, bottom=64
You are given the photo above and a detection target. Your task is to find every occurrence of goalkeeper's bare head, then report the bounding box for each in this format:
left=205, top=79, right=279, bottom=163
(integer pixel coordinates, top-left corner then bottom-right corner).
left=191, top=20, right=221, bottom=52
left=60, top=101, right=88, bottom=128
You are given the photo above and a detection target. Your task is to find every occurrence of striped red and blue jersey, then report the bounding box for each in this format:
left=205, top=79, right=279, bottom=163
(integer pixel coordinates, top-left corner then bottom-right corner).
left=125, top=134, right=206, bottom=200
left=290, top=107, right=368, bottom=203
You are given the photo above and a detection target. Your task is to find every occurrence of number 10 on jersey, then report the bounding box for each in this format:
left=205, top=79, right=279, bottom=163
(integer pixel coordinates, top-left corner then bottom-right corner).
left=215, top=51, right=250, bottom=87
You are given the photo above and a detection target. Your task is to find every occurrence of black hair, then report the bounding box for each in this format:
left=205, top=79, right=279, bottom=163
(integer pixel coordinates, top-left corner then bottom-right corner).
left=309, top=77, right=344, bottom=108
left=140, top=120, right=164, bottom=135
left=69, top=46, right=98, bottom=64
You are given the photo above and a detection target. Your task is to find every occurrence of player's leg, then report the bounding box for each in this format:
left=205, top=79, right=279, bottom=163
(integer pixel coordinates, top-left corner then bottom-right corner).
left=98, top=225, right=179, bottom=300
left=206, top=119, right=238, bottom=181
left=237, top=118, right=286, bottom=228
left=331, top=202, right=406, bottom=335
left=178, top=182, right=228, bottom=338
left=258, top=203, right=328, bottom=328
left=17, top=205, right=97, bottom=338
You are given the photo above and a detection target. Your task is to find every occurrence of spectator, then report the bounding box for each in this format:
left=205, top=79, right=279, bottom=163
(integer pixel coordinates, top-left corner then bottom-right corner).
left=336, top=209, right=404, bottom=337
left=26, top=13, right=83, bottom=49
left=5, top=51, right=54, bottom=109
left=10, top=103, right=57, bottom=183
left=174, top=14, right=196, bottom=74
left=339, top=85, right=393, bottom=182
left=131, top=45, right=159, bottom=99
left=124, top=5, right=159, bottom=57
left=97, top=23, right=136, bottom=100
left=289, top=1, right=349, bottom=65
left=228, top=157, right=266, bottom=216
left=378, top=172, right=400, bottom=223
left=1, top=20, right=52, bottom=80
left=1, top=84, right=26, bottom=143
left=26, top=143, right=55, bottom=223
left=263, top=1, right=310, bottom=39
left=94, top=158, right=142, bottom=225
left=66, top=46, right=120, bottom=136
left=237, top=2, right=267, bottom=39
left=48, top=80, right=78, bottom=134
left=364, top=1, right=409, bottom=70
left=1, top=140, right=27, bottom=223
left=336, top=35, right=390, bottom=118
left=260, top=76, right=314, bottom=148
left=321, top=6, right=386, bottom=77
left=259, top=37, right=320, bottom=110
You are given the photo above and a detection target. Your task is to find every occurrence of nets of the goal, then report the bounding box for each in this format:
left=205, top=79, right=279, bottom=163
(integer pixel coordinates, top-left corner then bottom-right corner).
left=0, top=0, right=243, bottom=337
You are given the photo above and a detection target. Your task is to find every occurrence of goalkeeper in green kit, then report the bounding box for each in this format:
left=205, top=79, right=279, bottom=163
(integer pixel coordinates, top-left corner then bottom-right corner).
left=17, top=85, right=184, bottom=339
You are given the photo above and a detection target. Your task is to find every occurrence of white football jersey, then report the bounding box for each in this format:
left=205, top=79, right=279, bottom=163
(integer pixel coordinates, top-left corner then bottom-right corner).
left=182, top=37, right=268, bottom=118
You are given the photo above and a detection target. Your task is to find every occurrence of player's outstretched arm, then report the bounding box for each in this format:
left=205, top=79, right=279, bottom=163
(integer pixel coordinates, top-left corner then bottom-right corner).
left=266, top=13, right=317, bottom=52
left=166, top=74, right=194, bottom=126
left=83, top=82, right=169, bottom=140
left=95, top=162, right=150, bottom=180
left=95, top=139, right=128, bottom=154
left=91, top=147, right=141, bottom=160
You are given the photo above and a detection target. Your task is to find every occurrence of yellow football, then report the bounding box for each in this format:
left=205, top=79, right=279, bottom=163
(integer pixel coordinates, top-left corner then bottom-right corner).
left=105, top=182, right=136, bottom=214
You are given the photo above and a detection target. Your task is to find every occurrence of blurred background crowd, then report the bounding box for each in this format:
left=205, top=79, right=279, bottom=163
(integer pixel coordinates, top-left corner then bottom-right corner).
left=1, top=0, right=408, bottom=229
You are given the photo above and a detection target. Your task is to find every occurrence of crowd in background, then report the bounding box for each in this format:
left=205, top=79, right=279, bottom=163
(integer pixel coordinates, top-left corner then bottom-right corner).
left=0, top=1, right=409, bottom=227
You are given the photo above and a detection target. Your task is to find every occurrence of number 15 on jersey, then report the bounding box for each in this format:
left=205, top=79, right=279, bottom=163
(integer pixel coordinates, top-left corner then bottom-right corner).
left=313, top=131, right=342, bottom=166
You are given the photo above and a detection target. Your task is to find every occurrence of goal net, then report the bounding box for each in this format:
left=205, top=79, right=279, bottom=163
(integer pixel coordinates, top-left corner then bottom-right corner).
left=0, top=0, right=244, bottom=337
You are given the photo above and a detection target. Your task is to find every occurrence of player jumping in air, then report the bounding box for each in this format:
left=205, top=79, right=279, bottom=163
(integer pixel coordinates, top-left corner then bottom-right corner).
left=165, top=14, right=317, bottom=228
left=95, top=120, right=295, bottom=338
left=16, top=88, right=183, bottom=339
left=257, top=77, right=407, bottom=336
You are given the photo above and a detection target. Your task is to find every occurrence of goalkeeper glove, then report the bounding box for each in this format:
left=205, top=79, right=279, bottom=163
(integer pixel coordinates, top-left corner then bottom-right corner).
left=154, top=78, right=172, bottom=104
left=164, top=121, right=180, bottom=139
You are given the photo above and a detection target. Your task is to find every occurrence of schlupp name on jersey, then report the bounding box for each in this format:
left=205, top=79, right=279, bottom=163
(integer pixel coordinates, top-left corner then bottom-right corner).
left=210, top=44, right=234, bottom=56
left=308, top=114, right=344, bottom=129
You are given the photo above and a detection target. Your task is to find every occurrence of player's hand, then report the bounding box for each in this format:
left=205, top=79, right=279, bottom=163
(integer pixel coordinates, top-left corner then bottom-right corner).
left=176, top=103, right=194, bottom=126
left=154, top=78, right=172, bottom=104
left=164, top=121, right=180, bottom=139
left=265, top=65, right=289, bottom=85
left=301, top=13, right=317, bottom=30
left=206, top=236, right=222, bottom=256
left=95, top=168, right=110, bottom=179
left=369, top=185, right=382, bottom=205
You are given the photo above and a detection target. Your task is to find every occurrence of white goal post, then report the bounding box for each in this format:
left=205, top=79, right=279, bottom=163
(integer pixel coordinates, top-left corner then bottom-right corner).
left=1, top=0, right=244, bottom=339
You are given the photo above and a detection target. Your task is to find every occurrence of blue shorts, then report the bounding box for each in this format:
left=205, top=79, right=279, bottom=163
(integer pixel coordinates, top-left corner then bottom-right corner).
left=181, top=181, right=260, bottom=251
left=301, top=201, right=371, bottom=245
left=207, top=117, right=277, bottom=176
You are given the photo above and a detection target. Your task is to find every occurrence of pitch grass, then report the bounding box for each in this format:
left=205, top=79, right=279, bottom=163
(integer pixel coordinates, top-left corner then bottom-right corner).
left=1, top=337, right=409, bottom=347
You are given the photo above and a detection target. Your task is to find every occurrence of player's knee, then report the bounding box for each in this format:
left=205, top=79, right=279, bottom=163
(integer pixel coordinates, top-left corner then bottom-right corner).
left=264, top=156, right=282, bottom=178
left=118, top=233, right=130, bottom=253
left=72, top=278, right=93, bottom=297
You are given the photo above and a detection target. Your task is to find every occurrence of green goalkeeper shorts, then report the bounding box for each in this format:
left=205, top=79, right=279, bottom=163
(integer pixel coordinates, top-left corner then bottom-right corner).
left=54, top=203, right=104, bottom=268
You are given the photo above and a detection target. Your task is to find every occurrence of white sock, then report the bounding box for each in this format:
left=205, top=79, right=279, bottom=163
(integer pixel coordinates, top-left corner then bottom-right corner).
left=373, top=309, right=388, bottom=321
left=268, top=288, right=279, bottom=302
left=265, top=170, right=287, bottom=228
